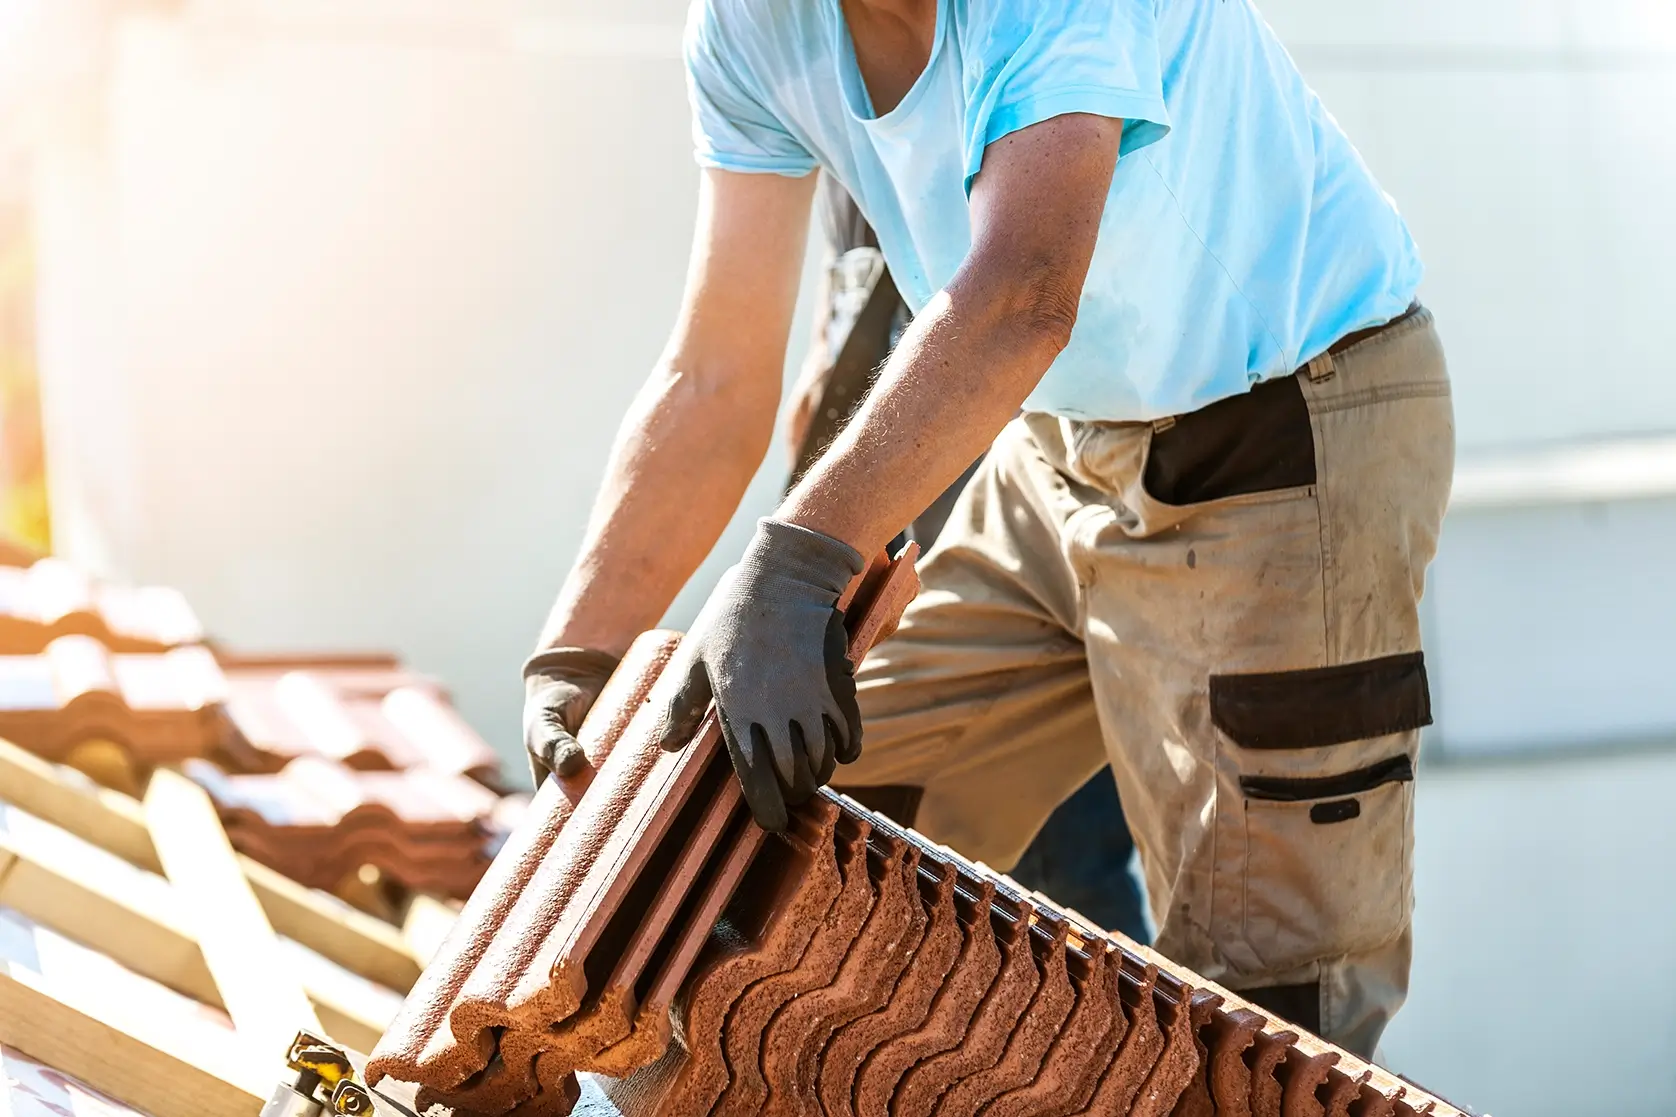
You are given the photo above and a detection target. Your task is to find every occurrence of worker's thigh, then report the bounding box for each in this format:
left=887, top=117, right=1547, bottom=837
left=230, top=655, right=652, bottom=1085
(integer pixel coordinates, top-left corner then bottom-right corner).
left=837, top=418, right=1106, bottom=872
left=1064, top=310, right=1454, bottom=1057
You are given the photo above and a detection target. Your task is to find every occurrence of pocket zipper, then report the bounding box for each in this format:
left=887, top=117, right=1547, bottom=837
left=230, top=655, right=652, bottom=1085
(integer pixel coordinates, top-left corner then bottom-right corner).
left=1240, top=754, right=1413, bottom=803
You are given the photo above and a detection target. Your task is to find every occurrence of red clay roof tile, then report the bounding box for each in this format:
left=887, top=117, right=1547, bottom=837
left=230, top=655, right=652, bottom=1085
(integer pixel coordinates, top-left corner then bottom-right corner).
left=0, top=560, right=203, bottom=654
left=703, top=812, right=871, bottom=1114
left=368, top=543, right=1472, bottom=1117
left=849, top=875, right=1001, bottom=1116
left=814, top=857, right=961, bottom=1117
left=218, top=662, right=500, bottom=786
left=0, top=637, right=224, bottom=764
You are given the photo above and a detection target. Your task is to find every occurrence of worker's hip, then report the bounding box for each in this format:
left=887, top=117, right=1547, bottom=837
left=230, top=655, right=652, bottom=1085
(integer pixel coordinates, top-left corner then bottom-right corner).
left=850, top=303, right=1452, bottom=1046
left=1019, top=301, right=1448, bottom=539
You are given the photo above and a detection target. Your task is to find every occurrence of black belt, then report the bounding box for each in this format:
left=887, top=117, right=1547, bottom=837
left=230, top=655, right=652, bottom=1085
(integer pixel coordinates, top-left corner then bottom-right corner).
left=1314, top=300, right=1423, bottom=366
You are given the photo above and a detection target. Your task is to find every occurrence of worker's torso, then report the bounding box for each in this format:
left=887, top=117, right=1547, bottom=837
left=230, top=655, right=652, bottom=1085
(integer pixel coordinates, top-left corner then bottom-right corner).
left=686, top=0, right=1424, bottom=421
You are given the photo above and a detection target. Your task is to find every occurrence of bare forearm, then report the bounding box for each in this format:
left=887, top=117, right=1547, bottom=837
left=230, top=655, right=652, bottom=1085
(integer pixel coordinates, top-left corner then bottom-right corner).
left=778, top=275, right=1069, bottom=556
left=780, top=115, right=1119, bottom=556
left=537, top=364, right=776, bottom=657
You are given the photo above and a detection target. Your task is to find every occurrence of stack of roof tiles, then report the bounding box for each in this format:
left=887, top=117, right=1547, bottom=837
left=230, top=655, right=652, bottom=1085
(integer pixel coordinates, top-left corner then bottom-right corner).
left=0, top=557, right=521, bottom=903
left=215, top=656, right=504, bottom=787
left=189, top=654, right=520, bottom=898
left=183, top=757, right=520, bottom=899
left=0, top=558, right=204, bottom=654
left=0, top=636, right=226, bottom=766
left=369, top=545, right=1469, bottom=1117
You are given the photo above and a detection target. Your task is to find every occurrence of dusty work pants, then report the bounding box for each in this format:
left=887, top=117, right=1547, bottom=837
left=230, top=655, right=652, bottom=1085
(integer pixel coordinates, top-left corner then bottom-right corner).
left=839, top=308, right=1454, bottom=1058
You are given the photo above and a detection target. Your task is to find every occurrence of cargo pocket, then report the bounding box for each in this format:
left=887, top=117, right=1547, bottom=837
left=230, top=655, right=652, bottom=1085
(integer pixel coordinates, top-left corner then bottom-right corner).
left=1210, top=655, right=1430, bottom=975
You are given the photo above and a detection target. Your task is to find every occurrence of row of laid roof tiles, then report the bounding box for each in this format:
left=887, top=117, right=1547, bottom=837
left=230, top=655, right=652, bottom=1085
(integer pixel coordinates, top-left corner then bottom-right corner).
left=0, top=635, right=502, bottom=786
left=0, top=559, right=203, bottom=654
left=182, top=758, right=526, bottom=899
left=0, top=557, right=521, bottom=903
left=367, top=548, right=1467, bottom=1117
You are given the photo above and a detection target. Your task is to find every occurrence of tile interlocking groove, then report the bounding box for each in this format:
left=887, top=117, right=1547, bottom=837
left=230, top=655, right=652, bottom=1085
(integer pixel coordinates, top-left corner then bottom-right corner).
left=708, top=814, right=874, bottom=1116
left=371, top=546, right=1469, bottom=1117
left=813, top=858, right=960, bottom=1117
left=891, top=896, right=1041, bottom=1117
left=768, top=834, right=922, bottom=1115
left=932, top=916, right=1075, bottom=1117
left=1073, top=964, right=1166, bottom=1115
left=849, top=875, right=1000, bottom=1116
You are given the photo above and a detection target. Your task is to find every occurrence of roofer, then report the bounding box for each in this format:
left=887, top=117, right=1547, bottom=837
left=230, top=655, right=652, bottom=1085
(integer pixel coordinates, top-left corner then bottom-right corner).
left=787, top=172, right=1152, bottom=944
left=523, top=0, right=1453, bottom=1060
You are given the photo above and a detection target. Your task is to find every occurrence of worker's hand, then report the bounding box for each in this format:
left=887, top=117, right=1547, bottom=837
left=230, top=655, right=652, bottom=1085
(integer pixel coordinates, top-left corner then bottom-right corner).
left=650, top=518, right=865, bottom=831
left=522, top=647, right=622, bottom=786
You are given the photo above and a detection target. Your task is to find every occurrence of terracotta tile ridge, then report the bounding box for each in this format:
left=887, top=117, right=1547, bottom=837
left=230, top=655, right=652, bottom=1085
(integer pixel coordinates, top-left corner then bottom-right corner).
left=1204, top=1006, right=1268, bottom=1117
left=928, top=915, right=1075, bottom=1117
left=890, top=894, right=1039, bottom=1117
left=1249, top=1026, right=1301, bottom=1117
left=366, top=631, right=680, bottom=1092
left=582, top=794, right=790, bottom=1079
left=755, top=834, right=914, bottom=1117
left=1071, top=963, right=1167, bottom=1117
left=541, top=774, right=748, bottom=1063
left=703, top=813, right=873, bottom=1116
left=979, top=940, right=1118, bottom=1117
left=534, top=805, right=768, bottom=1096
left=786, top=839, right=931, bottom=1109
left=506, top=721, right=728, bottom=1025
left=852, top=876, right=1002, bottom=1117
left=814, top=857, right=961, bottom=1117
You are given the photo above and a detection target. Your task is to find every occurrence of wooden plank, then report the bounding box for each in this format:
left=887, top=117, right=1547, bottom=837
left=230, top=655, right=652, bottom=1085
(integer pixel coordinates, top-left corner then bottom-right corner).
left=143, top=767, right=321, bottom=1057
left=279, top=938, right=404, bottom=1054
left=399, top=892, right=458, bottom=966
left=1, top=1040, right=154, bottom=1116
left=0, top=909, right=265, bottom=1117
left=0, top=801, right=218, bottom=1004
left=0, top=801, right=398, bottom=1046
left=244, top=857, right=422, bottom=992
left=0, top=736, right=422, bottom=991
left=0, top=735, right=159, bottom=870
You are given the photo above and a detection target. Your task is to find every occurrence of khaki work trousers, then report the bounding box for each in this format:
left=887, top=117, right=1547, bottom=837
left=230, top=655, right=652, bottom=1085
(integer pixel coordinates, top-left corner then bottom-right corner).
left=840, top=309, right=1454, bottom=1058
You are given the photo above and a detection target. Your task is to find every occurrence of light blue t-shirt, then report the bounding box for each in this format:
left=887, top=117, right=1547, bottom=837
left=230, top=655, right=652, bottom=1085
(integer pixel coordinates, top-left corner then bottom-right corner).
left=685, top=0, right=1424, bottom=421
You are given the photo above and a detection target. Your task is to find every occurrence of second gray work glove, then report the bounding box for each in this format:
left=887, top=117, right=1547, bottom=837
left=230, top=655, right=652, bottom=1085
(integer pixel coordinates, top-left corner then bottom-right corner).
left=651, top=518, right=865, bottom=832
left=523, top=647, right=622, bottom=786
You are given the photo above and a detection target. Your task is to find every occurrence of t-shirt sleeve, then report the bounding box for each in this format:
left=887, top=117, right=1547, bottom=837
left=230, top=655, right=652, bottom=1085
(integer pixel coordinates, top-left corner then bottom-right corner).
left=684, top=2, right=819, bottom=177
left=961, top=0, right=1172, bottom=191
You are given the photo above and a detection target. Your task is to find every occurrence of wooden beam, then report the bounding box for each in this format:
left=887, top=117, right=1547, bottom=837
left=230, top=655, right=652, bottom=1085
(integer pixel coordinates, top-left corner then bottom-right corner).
left=0, top=801, right=217, bottom=1004
left=143, top=768, right=322, bottom=1058
left=0, top=734, right=159, bottom=870
left=0, top=801, right=398, bottom=1046
left=0, top=913, right=266, bottom=1117
left=0, top=736, right=422, bottom=991
left=244, top=857, right=422, bottom=993
left=399, top=892, right=459, bottom=966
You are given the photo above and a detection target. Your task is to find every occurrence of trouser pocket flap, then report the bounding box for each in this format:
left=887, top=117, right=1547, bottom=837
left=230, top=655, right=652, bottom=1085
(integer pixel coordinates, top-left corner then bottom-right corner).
left=1211, top=653, right=1432, bottom=750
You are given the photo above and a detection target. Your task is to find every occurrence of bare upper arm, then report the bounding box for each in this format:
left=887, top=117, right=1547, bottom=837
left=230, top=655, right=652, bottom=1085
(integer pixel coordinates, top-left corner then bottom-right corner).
left=959, top=114, right=1124, bottom=346
left=661, top=168, right=818, bottom=405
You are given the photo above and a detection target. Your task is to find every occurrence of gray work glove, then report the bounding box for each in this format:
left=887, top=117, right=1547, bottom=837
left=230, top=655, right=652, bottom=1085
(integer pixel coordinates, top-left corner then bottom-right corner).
left=652, top=518, right=865, bottom=832
left=523, top=647, right=622, bottom=786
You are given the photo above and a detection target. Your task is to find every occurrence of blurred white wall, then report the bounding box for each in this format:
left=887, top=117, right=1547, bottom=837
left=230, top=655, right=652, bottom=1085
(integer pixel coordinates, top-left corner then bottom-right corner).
left=22, top=2, right=1676, bottom=1114
left=1262, top=4, right=1676, bottom=1114
left=31, top=2, right=792, bottom=769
